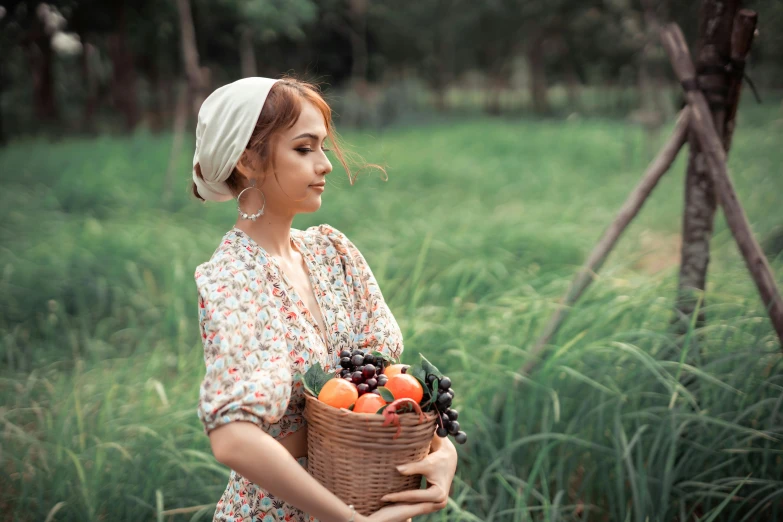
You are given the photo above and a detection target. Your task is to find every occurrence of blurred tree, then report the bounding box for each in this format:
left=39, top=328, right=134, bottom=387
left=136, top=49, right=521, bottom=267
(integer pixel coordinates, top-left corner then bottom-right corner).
left=3, top=1, right=65, bottom=124
left=190, top=0, right=317, bottom=81
left=370, top=0, right=478, bottom=111
left=175, top=0, right=206, bottom=116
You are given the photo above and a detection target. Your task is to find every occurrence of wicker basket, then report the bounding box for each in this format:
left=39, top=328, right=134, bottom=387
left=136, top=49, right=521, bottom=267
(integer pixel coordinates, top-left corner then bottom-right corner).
left=303, top=392, right=437, bottom=515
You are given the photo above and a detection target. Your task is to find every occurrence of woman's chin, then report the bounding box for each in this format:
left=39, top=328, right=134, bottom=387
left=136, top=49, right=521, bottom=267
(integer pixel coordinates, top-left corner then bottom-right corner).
left=301, top=200, right=322, bottom=213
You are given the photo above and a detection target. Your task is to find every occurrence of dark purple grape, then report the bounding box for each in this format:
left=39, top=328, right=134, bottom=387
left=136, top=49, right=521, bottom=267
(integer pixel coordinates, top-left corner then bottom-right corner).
left=351, top=371, right=364, bottom=384
left=351, top=354, right=365, bottom=367
left=454, top=431, right=467, bottom=444
left=400, top=366, right=408, bottom=374
left=426, top=374, right=437, bottom=385
left=436, top=426, right=448, bottom=438
left=340, top=368, right=350, bottom=377
left=436, top=393, right=452, bottom=408
left=447, top=388, right=455, bottom=398
left=377, top=375, right=388, bottom=387
left=447, top=409, right=459, bottom=421
left=357, top=383, right=369, bottom=395
left=362, top=364, right=376, bottom=379
left=351, top=349, right=362, bottom=358
left=438, top=377, right=451, bottom=391
left=340, top=357, right=352, bottom=369
left=447, top=421, right=460, bottom=435
left=339, top=349, right=351, bottom=359
left=356, top=365, right=365, bottom=375
left=371, top=389, right=381, bottom=395
left=366, top=378, right=378, bottom=389
left=363, top=354, right=376, bottom=366
left=440, top=413, right=450, bottom=427
left=343, top=374, right=352, bottom=381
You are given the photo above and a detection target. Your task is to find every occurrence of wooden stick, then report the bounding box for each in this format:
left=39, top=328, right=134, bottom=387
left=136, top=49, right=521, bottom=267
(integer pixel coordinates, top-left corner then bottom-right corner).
left=724, top=9, right=758, bottom=151
left=661, top=23, right=783, bottom=346
left=516, top=109, right=691, bottom=376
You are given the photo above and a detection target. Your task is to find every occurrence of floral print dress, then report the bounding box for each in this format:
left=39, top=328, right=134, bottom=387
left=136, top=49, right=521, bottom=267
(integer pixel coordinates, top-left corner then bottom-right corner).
left=194, top=224, right=404, bottom=521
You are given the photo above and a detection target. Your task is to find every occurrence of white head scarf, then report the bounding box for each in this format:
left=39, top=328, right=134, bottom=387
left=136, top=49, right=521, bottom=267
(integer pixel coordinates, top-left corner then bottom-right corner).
left=192, top=77, right=280, bottom=202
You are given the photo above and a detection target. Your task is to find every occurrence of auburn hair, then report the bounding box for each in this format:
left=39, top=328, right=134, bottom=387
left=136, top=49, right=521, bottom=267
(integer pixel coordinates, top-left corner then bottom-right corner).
left=192, top=76, right=384, bottom=201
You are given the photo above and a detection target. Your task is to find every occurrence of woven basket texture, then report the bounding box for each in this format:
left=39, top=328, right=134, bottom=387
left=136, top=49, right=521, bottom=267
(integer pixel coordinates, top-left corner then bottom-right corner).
left=303, top=393, right=437, bottom=515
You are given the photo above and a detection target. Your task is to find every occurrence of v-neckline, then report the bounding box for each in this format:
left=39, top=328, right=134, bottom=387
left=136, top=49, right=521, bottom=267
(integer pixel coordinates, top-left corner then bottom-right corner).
left=231, top=227, right=332, bottom=355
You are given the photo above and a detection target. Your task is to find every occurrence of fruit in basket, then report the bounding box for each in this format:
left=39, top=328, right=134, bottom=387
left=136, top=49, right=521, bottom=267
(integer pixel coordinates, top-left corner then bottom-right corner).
left=353, top=393, right=387, bottom=413
left=382, top=364, right=409, bottom=379
left=385, top=374, right=424, bottom=404
left=318, top=378, right=359, bottom=409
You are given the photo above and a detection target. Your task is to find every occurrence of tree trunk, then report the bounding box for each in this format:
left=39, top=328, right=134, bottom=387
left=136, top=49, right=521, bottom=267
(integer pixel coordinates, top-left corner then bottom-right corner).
left=28, top=20, right=58, bottom=125
left=239, top=26, right=257, bottom=78
left=566, top=66, right=580, bottom=111
left=673, top=0, right=740, bottom=335
left=81, top=40, right=98, bottom=134
left=107, top=0, right=140, bottom=132
left=163, top=80, right=189, bottom=206
left=348, top=0, right=368, bottom=85
left=0, top=37, right=6, bottom=145
left=175, top=0, right=207, bottom=116
left=527, top=33, right=549, bottom=114
left=146, top=54, right=165, bottom=133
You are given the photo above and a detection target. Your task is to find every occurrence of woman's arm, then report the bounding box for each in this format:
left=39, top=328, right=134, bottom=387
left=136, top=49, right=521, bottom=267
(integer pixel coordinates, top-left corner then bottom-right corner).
left=210, top=422, right=447, bottom=522
left=210, top=421, right=356, bottom=522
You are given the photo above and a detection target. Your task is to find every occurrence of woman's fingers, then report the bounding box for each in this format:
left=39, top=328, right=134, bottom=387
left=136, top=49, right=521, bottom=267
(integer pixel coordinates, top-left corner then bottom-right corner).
left=395, top=459, right=430, bottom=476
left=381, top=485, right=445, bottom=504
left=368, top=500, right=446, bottom=522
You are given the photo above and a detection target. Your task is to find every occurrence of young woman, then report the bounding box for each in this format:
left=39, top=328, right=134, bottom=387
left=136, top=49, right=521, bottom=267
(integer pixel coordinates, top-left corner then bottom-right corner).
left=192, top=76, right=458, bottom=522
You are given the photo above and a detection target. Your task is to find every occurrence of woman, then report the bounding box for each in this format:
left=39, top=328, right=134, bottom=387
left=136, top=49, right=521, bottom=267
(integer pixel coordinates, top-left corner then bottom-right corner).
left=192, top=76, right=458, bottom=522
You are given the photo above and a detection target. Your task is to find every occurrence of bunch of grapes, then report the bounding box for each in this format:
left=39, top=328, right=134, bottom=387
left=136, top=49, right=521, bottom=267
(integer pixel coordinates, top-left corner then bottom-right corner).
left=427, top=374, right=467, bottom=445
left=338, top=349, right=389, bottom=396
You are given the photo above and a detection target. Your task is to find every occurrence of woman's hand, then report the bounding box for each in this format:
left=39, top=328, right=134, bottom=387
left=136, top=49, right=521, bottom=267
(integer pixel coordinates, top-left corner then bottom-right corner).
left=361, top=501, right=446, bottom=522
left=380, top=434, right=458, bottom=507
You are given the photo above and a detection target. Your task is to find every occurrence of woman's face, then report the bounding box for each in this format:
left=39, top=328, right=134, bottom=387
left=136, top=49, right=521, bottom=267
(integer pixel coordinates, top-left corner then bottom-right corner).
left=258, top=101, right=333, bottom=217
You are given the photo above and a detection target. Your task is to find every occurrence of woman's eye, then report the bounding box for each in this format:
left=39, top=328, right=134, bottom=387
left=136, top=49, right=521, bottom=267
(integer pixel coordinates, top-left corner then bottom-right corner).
left=295, top=147, right=313, bottom=154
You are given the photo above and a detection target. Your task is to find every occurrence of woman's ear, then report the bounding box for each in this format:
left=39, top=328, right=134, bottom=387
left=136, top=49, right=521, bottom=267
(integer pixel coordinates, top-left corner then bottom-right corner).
left=235, top=150, right=258, bottom=180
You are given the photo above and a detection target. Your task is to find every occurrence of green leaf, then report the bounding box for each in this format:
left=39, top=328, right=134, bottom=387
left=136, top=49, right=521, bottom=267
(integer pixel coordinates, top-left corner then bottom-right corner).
left=408, top=361, right=427, bottom=384
left=371, top=351, right=397, bottom=368
left=303, top=363, right=334, bottom=397
left=378, top=387, right=395, bottom=402
left=376, top=405, right=388, bottom=414
left=420, top=354, right=443, bottom=379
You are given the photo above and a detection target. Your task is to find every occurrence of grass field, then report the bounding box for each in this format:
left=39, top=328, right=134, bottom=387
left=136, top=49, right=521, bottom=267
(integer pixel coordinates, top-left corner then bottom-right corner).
left=1, top=100, right=782, bottom=521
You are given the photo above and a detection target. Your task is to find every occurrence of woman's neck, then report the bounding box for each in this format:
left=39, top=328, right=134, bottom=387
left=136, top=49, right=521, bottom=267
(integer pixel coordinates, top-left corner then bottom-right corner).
left=234, top=214, right=297, bottom=260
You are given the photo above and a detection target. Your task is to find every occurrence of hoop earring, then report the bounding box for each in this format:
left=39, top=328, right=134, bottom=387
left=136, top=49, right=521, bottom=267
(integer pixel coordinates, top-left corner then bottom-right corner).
left=237, top=179, right=266, bottom=221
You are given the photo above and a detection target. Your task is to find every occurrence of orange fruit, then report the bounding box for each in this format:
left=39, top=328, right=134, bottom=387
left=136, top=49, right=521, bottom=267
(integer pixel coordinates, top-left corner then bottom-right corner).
left=383, top=364, right=410, bottom=379
left=385, top=374, right=424, bottom=404
left=353, top=393, right=388, bottom=414
left=318, top=378, right=358, bottom=409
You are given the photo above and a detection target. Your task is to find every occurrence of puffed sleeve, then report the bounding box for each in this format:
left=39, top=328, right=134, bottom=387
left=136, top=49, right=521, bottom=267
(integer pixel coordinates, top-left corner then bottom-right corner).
left=194, top=257, right=292, bottom=435
left=319, top=224, right=404, bottom=361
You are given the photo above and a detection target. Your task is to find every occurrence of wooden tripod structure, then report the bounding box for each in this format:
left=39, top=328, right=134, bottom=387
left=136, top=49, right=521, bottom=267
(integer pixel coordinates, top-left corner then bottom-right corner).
left=518, top=10, right=782, bottom=379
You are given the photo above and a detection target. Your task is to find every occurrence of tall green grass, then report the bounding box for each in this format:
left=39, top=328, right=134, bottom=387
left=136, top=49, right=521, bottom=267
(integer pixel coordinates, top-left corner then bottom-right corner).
left=1, top=100, right=782, bottom=521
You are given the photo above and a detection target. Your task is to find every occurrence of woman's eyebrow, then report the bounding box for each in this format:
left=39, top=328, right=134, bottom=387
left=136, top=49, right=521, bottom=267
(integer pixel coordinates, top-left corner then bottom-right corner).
left=290, top=132, right=325, bottom=141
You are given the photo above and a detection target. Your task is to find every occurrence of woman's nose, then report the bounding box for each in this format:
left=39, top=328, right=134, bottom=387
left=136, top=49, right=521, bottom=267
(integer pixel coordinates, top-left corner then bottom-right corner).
left=318, top=154, right=333, bottom=175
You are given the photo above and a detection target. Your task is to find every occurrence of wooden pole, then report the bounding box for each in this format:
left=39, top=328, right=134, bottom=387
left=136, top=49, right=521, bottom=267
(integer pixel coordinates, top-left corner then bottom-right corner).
left=723, top=10, right=758, bottom=151
left=661, top=23, right=783, bottom=347
left=516, top=109, right=691, bottom=376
